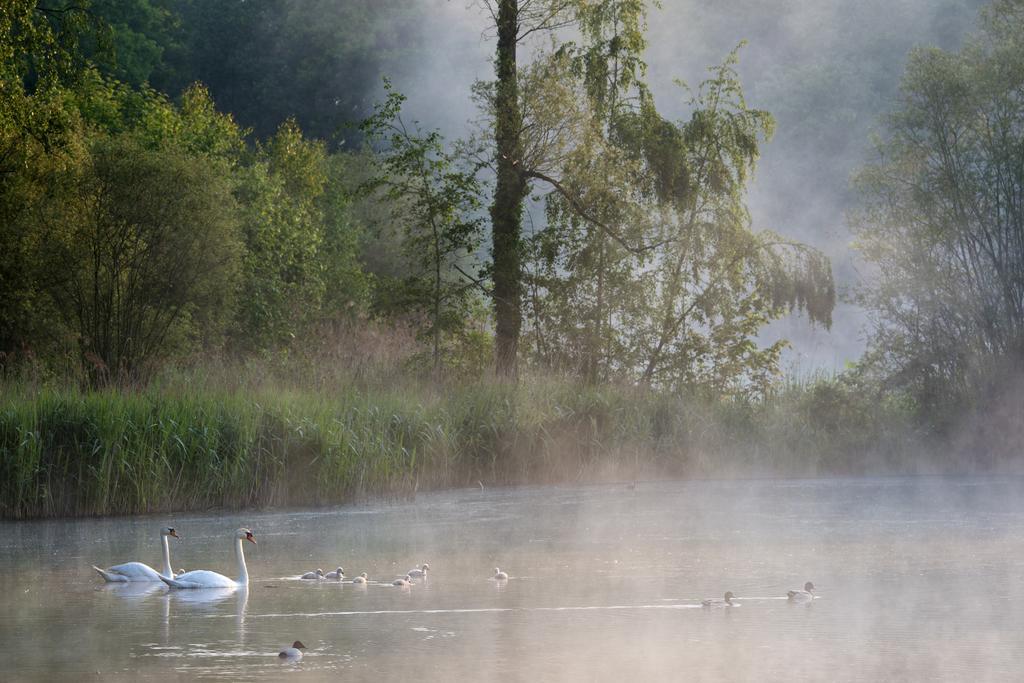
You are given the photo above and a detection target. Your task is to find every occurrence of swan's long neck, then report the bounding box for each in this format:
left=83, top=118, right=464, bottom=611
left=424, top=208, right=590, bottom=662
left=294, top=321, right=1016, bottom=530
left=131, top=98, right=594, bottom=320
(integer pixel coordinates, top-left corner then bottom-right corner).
left=160, top=534, right=172, bottom=578
left=235, top=538, right=249, bottom=586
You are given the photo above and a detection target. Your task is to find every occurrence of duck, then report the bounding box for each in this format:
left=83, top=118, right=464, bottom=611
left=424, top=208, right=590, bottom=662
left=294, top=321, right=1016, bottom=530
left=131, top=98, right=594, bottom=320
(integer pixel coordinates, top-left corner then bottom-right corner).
left=408, top=563, right=430, bottom=579
left=300, top=568, right=325, bottom=580
left=352, top=572, right=368, bottom=584
left=278, top=641, right=305, bottom=660
left=93, top=526, right=180, bottom=582
left=392, top=574, right=412, bottom=587
left=325, top=567, right=345, bottom=580
left=702, top=591, right=736, bottom=607
left=493, top=567, right=508, bottom=581
left=787, top=582, right=815, bottom=602
left=159, top=528, right=254, bottom=589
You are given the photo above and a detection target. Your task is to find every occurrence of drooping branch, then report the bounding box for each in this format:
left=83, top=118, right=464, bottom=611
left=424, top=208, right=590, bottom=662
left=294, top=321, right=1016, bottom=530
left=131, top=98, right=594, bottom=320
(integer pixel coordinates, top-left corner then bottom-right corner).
left=521, top=167, right=656, bottom=255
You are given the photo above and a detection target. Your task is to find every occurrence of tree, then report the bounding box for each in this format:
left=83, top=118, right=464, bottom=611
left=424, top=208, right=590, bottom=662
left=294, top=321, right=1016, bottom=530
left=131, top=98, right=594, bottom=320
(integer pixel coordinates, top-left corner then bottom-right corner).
left=360, top=83, right=485, bottom=372
left=233, top=120, right=329, bottom=351
left=480, top=0, right=650, bottom=377
left=41, top=133, right=239, bottom=384
left=853, top=0, right=1024, bottom=411
left=521, top=48, right=834, bottom=394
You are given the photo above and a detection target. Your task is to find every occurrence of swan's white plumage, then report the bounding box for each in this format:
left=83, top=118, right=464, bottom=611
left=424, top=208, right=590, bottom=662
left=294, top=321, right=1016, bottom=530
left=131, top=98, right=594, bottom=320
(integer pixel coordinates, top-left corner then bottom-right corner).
left=408, top=563, right=429, bottom=578
left=93, top=527, right=179, bottom=582
left=352, top=572, right=368, bottom=584
left=325, top=567, right=344, bottom=580
left=160, top=528, right=254, bottom=589
left=493, top=567, right=508, bottom=580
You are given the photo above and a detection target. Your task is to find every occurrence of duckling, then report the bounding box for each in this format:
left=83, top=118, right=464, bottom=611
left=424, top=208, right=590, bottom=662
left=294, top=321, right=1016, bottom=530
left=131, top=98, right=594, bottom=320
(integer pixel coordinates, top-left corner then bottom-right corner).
left=352, top=572, right=368, bottom=584
left=392, top=574, right=412, bottom=587
left=493, top=567, right=508, bottom=581
left=300, top=568, right=324, bottom=580
left=787, top=582, right=815, bottom=602
left=278, top=641, right=306, bottom=660
left=702, top=591, right=735, bottom=607
left=324, top=566, right=345, bottom=580
left=408, top=563, right=430, bottom=579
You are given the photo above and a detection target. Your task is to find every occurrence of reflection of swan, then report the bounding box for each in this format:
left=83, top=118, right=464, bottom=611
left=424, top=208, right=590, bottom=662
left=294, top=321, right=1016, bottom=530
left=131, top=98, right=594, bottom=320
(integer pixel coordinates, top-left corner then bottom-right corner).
left=98, top=581, right=165, bottom=598
left=93, top=527, right=180, bottom=582
left=279, top=641, right=306, bottom=660
left=787, top=582, right=815, bottom=602
left=352, top=572, right=368, bottom=584
left=408, top=563, right=429, bottom=578
left=702, top=591, right=735, bottom=607
left=168, top=586, right=237, bottom=607
left=392, top=574, right=412, bottom=587
left=236, top=586, right=249, bottom=640
left=325, top=567, right=344, bottom=580
left=160, top=529, right=254, bottom=589
left=301, top=568, right=324, bottom=580
left=493, top=568, right=508, bottom=581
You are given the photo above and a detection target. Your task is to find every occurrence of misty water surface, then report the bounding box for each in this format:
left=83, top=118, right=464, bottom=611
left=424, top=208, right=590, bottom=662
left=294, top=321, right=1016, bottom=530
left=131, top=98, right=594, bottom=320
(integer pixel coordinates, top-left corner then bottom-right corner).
left=2, top=477, right=1023, bottom=681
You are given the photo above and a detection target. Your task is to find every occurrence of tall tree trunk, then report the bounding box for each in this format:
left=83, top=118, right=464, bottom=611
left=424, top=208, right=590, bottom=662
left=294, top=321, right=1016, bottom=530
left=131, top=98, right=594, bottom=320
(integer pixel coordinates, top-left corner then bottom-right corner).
left=490, top=0, right=527, bottom=378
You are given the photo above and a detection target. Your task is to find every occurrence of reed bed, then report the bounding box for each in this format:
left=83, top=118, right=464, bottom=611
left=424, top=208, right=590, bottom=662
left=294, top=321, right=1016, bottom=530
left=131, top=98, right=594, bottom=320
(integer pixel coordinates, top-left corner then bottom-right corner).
left=0, top=372, right=921, bottom=519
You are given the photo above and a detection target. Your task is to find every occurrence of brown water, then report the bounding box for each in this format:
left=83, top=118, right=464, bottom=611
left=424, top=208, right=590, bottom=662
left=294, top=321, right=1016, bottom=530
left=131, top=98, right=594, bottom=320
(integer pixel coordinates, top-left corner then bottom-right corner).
left=2, top=477, right=1024, bottom=681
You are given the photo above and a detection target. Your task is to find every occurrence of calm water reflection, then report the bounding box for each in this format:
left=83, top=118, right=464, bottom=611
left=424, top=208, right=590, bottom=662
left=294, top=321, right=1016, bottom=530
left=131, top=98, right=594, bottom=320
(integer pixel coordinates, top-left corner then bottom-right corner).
left=2, top=477, right=1024, bottom=681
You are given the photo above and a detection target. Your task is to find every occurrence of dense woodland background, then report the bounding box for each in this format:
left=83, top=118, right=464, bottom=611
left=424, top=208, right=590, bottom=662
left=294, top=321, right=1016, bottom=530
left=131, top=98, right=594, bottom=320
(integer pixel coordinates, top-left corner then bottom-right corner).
left=1, top=0, right=1022, bottom=518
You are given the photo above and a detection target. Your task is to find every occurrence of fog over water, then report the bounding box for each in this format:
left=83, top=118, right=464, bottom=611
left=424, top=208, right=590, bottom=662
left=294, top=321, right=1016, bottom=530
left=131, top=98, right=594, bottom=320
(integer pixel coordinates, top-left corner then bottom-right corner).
left=3, top=478, right=1023, bottom=680
left=390, top=0, right=988, bottom=371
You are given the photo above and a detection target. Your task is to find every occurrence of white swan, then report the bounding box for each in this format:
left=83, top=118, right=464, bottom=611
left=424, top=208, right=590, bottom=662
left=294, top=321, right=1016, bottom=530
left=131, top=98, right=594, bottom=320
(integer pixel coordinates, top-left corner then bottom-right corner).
left=325, top=567, right=345, bottom=580
left=352, top=572, right=368, bottom=584
left=278, top=640, right=305, bottom=660
left=160, top=528, right=254, bottom=589
left=702, top=591, right=736, bottom=607
left=493, top=567, right=508, bottom=581
left=408, top=563, right=429, bottom=578
left=392, top=574, right=412, bottom=587
left=300, top=568, right=324, bottom=580
left=93, top=526, right=180, bottom=582
left=787, top=581, right=815, bottom=602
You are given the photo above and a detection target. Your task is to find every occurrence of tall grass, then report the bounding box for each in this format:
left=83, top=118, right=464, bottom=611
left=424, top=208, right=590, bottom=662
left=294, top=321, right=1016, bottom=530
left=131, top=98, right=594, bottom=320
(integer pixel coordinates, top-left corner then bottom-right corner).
left=0, top=368, right=924, bottom=519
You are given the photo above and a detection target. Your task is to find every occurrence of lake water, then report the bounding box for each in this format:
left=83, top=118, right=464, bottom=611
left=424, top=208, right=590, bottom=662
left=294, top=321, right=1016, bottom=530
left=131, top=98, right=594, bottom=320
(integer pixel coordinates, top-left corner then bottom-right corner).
left=2, top=477, right=1024, bottom=681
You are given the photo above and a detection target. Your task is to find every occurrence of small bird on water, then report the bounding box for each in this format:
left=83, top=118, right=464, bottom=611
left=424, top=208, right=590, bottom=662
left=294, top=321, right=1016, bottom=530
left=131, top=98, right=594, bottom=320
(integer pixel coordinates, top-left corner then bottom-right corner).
left=702, top=591, right=736, bottom=607
left=493, top=567, right=508, bottom=581
left=787, top=582, right=815, bottom=602
left=279, top=641, right=306, bottom=660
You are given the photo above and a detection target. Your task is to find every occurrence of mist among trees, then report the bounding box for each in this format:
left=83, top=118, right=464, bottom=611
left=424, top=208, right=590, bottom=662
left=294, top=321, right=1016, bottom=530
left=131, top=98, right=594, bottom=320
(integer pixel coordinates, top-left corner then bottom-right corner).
left=1, top=0, right=1023, bottom=516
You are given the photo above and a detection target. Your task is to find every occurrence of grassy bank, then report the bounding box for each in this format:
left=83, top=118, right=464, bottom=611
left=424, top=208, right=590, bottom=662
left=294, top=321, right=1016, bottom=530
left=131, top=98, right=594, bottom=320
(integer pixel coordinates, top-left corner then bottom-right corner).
left=0, top=366, right=939, bottom=519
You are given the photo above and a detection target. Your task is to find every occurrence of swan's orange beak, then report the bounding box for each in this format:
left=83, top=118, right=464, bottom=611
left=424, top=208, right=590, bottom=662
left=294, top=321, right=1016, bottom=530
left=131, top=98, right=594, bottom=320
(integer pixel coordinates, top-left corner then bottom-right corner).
left=245, top=533, right=256, bottom=544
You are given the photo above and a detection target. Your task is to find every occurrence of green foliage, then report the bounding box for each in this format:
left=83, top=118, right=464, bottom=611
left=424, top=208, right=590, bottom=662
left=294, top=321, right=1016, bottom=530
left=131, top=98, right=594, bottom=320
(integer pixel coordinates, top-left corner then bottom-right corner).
left=520, top=45, right=834, bottom=394
left=359, top=82, right=486, bottom=371
left=40, top=132, right=240, bottom=384
left=82, top=0, right=175, bottom=86
left=853, top=0, right=1024, bottom=415
left=0, top=364, right=924, bottom=519
left=233, top=120, right=328, bottom=350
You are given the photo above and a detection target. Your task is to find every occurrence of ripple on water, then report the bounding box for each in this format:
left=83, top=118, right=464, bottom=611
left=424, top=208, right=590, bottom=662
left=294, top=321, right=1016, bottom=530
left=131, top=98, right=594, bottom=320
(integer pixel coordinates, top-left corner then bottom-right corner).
left=2, top=477, right=1024, bottom=680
